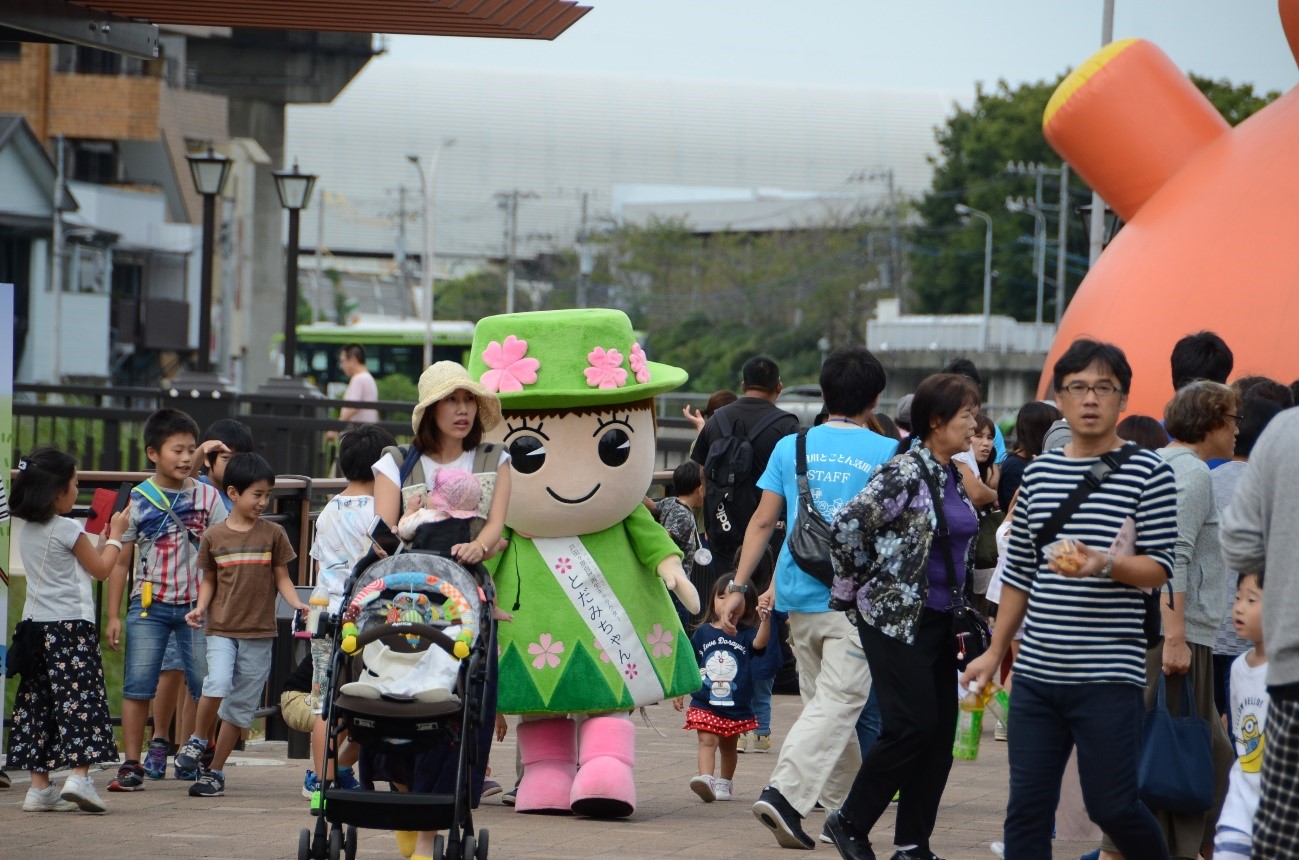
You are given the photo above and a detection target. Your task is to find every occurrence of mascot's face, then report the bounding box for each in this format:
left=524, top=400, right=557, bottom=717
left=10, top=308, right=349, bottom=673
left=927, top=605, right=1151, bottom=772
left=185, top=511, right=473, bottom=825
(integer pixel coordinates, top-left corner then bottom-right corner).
left=497, top=406, right=656, bottom=537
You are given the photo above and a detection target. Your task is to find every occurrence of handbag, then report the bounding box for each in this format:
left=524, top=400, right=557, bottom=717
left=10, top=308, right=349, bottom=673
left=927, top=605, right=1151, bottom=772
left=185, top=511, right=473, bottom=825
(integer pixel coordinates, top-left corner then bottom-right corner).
left=974, top=507, right=1004, bottom=570
left=914, top=452, right=991, bottom=670
left=5, top=618, right=40, bottom=677
left=1138, top=673, right=1215, bottom=814
left=787, top=429, right=836, bottom=586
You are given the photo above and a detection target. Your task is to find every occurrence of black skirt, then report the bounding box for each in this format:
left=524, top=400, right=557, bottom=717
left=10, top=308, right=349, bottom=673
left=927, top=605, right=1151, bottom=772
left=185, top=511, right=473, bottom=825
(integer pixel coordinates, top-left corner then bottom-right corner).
left=6, top=620, right=118, bottom=771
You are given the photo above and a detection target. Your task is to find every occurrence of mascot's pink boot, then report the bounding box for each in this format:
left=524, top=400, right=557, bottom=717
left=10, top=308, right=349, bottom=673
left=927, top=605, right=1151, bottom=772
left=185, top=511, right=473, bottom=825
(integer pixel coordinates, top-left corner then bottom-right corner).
left=515, top=717, right=577, bottom=814
left=569, top=715, right=636, bottom=818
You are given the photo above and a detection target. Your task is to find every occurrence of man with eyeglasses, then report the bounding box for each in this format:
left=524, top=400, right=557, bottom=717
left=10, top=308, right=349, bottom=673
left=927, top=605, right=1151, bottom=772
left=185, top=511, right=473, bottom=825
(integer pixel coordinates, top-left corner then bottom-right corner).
left=962, top=338, right=1180, bottom=860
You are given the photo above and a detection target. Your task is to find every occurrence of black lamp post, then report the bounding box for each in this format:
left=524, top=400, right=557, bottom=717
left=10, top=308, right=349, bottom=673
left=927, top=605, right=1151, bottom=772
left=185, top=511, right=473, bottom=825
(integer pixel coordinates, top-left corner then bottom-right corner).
left=1075, top=203, right=1123, bottom=252
left=185, top=145, right=232, bottom=373
left=271, top=161, right=317, bottom=378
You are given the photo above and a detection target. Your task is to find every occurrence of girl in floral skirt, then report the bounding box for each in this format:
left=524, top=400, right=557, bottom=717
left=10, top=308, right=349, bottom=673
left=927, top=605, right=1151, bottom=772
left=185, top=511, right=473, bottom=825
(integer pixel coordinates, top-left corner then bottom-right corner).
left=674, top=573, right=773, bottom=802
left=8, top=448, right=128, bottom=813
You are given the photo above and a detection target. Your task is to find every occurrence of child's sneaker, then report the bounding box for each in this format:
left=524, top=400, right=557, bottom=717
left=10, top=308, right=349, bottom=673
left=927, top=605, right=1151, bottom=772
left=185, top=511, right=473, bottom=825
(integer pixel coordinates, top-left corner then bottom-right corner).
left=689, top=774, right=717, bottom=803
left=189, top=768, right=225, bottom=797
left=335, top=765, right=361, bottom=791
left=753, top=734, right=772, bottom=753
left=480, top=778, right=502, bottom=798
left=0, top=769, right=12, bottom=789
left=107, top=760, right=145, bottom=792
left=994, top=719, right=1008, bottom=742
left=501, top=787, right=517, bottom=806
left=736, top=732, right=752, bottom=753
left=23, top=784, right=78, bottom=811
left=60, top=774, right=107, bottom=813
left=174, top=737, right=207, bottom=772
left=142, top=738, right=169, bottom=780
left=302, top=769, right=321, bottom=799
left=714, top=778, right=733, bottom=801
left=174, top=762, right=198, bottom=781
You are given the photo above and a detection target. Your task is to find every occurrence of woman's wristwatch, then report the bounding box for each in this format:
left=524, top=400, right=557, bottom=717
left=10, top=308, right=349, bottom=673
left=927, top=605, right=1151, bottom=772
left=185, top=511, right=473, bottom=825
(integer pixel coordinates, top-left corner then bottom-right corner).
left=725, top=581, right=751, bottom=594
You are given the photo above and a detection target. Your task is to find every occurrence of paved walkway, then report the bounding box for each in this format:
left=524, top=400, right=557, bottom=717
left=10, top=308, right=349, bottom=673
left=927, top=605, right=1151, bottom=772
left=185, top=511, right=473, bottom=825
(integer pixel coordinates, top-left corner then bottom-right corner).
left=1, top=696, right=1093, bottom=859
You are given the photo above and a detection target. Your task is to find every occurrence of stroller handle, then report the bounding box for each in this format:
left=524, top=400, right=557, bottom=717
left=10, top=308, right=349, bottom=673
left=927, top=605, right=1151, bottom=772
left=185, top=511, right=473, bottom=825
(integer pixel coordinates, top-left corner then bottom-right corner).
left=350, top=622, right=464, bottom=659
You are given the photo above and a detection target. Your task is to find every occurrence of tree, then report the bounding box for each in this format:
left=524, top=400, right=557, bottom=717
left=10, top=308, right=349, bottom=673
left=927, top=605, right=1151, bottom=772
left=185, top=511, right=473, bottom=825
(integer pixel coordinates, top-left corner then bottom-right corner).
left=910, top=75, right=1279, bottom=320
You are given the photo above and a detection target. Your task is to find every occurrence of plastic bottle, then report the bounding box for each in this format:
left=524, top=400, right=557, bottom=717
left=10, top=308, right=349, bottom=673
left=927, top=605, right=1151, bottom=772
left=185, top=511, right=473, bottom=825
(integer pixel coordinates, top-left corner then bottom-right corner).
left=304, top=582, right=330, bottom=637
left=954, top=682, right=990, bottom=761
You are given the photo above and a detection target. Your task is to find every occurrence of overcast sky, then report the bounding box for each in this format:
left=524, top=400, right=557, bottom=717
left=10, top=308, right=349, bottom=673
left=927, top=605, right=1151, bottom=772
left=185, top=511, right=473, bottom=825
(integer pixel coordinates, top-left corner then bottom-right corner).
left=384, top=1, right=1296, bottom=98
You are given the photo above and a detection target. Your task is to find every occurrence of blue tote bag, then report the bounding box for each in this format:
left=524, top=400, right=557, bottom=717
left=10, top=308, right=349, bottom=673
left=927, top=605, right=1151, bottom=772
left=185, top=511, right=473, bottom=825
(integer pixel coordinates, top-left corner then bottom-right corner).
left=1137, top=673, right=1214, bottom=815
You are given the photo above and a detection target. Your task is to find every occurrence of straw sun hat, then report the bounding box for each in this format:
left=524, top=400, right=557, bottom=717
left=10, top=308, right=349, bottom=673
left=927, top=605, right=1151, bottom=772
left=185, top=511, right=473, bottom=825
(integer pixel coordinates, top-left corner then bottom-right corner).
left=410, top=361, right=503, bottom=436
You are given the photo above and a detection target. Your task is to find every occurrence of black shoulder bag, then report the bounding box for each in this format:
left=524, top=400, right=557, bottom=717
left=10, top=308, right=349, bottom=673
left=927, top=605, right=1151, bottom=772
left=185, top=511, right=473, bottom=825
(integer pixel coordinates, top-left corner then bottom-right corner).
left=787, top=429, right=836, bottom=586
left=1032, top=444, right=1170, bottom=648
left=914, top=452, right=991, bottom=670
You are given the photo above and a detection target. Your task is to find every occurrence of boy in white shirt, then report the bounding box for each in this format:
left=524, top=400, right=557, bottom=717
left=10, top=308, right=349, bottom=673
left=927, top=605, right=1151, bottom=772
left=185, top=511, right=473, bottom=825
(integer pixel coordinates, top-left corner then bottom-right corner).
left=1214, top=570, right=1268, bottom=860
left=302, top=424, right=395, bottom=797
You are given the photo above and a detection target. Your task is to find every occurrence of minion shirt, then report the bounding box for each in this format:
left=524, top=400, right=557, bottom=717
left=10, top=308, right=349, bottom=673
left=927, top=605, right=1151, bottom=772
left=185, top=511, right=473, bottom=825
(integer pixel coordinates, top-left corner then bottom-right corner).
left=1217, top=653, right=1268, bottom=843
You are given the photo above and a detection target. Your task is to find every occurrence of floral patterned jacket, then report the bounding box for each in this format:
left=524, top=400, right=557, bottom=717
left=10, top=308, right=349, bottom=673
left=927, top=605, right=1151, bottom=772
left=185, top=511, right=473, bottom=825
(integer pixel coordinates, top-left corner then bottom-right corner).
left=829, top=446, right=978, bottom=644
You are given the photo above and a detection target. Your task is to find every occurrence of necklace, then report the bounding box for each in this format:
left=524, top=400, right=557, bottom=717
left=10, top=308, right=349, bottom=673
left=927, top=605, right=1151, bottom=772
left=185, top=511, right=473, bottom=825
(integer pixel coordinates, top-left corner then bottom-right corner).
left=825, top=417, right=862, bottom=427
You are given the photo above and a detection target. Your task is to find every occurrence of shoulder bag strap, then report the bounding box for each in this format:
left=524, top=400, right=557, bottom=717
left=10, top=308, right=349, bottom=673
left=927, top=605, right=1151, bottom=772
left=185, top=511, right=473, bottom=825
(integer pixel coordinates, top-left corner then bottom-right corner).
left=794, top=429, right=817, bottom=515
left=912, top=451, right=964, bottom=608
left=1032, top=444, right=1142, bottom=554
left=746, top=406, right=789, bottom=443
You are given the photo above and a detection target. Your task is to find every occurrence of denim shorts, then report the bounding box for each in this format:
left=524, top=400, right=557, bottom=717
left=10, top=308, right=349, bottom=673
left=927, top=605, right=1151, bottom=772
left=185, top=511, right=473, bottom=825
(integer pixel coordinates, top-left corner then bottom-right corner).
left=122, top=596, right=208, bottom=701
left=160, top=628, right=185, bottom=672
left=203, top=636, right=274, bottom=729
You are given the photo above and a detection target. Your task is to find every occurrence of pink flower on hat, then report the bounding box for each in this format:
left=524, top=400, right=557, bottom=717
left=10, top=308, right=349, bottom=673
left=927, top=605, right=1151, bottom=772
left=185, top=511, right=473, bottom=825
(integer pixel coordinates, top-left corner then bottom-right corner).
left=629, top=343, right=650, bottom=384
left=480, top=335, right=540, bottom=393
left=584, top=347, right=627, bottom=389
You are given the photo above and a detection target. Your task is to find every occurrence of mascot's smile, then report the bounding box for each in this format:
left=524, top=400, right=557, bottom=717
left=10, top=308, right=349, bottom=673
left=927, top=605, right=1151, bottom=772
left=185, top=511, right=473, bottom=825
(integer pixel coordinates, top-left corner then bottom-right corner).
left=546, top=484, right=601, bottom=504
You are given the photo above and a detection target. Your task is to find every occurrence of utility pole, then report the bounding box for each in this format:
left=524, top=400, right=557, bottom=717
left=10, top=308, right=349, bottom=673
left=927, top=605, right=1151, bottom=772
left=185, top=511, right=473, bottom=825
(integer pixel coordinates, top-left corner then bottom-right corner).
left=1055, top=163, right=1070, bottom=325
left=395, top=184, right=409, bottom=316
left=1089, top=0, right=1115, bottom=266
left=576, top=190, right=592, bottom=309
left=50, top=135, right=64, bottom=383
left=887, top=168, right=902, bottom=312
left=497, top=189, right=537, bottom=314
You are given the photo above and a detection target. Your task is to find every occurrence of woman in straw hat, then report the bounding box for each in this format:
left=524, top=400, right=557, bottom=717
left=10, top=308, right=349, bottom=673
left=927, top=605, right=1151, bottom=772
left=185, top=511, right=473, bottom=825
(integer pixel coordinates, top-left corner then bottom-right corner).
left=368, top=360, right=511, bottom=860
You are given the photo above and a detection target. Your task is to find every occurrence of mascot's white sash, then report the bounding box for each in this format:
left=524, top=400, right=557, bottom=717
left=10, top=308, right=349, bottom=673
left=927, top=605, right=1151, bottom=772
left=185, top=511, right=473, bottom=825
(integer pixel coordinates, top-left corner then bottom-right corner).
left=533, top=535, right=665, bottom=706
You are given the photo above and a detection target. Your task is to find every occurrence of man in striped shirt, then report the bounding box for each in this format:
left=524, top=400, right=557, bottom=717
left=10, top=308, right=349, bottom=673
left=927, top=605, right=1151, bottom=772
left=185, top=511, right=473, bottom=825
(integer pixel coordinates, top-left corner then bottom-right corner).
left=962, top=339, right=1179, bottom=860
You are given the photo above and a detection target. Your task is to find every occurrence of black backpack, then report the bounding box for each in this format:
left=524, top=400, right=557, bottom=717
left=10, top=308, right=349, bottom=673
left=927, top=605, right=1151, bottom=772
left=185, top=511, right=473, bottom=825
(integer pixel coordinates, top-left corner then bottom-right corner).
left=702, top=406, right=788, bottom=552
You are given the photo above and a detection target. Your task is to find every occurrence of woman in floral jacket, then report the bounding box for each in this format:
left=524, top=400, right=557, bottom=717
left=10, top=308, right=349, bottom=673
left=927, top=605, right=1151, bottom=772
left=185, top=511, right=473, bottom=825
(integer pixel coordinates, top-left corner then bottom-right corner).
left=821, top=373, right=981, bottom=860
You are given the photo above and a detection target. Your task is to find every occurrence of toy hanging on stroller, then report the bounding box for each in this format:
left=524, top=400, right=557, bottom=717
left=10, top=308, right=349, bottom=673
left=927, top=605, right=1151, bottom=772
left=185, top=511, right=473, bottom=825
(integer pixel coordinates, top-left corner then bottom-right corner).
left=298, top=548, right=495, bottom=860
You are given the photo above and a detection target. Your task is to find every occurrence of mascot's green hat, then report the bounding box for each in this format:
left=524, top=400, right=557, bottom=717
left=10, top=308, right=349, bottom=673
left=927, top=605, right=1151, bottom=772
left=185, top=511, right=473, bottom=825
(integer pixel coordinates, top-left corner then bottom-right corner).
left=466, top=309, right=687, bottom=409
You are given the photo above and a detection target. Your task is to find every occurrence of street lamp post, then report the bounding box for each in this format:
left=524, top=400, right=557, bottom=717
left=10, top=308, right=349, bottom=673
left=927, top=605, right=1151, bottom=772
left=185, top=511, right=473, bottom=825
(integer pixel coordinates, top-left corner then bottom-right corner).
left=407, top=138, right=456, bottom=369
left=272, top=161, right=318, bottom=378
left=955, top=204, right=994, bottom=351
left=186, top=145, right=232, bottom=373
left=1004, top=195, right=1047, bottom=324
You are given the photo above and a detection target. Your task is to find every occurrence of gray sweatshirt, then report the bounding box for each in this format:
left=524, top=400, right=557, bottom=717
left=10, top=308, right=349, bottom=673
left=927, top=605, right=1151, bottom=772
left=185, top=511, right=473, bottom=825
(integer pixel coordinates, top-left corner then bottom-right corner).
left=1222, top=408, right=1299, bottom=689
left=1157, top=446, right=1225, bottom=648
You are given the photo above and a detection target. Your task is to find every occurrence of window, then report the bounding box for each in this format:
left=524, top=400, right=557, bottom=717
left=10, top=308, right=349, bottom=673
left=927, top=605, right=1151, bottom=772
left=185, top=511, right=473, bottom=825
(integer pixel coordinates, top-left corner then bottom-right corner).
left=68, top=139, right=120, bottom=184
left=0, top=42, right=21, bottom=61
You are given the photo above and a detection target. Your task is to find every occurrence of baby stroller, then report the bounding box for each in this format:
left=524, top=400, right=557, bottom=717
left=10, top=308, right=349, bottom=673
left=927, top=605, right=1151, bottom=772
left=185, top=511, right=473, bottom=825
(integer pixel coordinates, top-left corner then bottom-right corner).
left=298, top=550, right=495, bottom=860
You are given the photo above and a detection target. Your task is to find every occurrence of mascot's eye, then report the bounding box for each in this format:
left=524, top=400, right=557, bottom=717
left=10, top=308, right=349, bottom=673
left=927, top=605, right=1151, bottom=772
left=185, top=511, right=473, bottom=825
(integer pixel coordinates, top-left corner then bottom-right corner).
left=508, top=435, right=547, bottom=474
left=597, top=428, right=631, bottom=467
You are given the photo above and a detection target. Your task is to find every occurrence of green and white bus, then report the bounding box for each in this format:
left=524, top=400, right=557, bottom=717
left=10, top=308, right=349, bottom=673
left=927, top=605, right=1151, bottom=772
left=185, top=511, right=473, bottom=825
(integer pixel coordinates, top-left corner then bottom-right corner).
left=288, top=318, right=476, bottom=394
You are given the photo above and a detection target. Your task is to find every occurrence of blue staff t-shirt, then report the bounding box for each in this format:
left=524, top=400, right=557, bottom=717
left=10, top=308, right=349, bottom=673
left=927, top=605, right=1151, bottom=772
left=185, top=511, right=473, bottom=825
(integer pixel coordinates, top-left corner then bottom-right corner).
left=757, top=424, right=900, bottom=614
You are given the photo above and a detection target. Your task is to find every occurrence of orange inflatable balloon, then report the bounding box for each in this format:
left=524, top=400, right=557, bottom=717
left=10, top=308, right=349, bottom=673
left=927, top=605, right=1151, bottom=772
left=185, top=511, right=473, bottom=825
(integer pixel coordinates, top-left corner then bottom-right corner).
left=1039, top=3, right=1299, bottom=417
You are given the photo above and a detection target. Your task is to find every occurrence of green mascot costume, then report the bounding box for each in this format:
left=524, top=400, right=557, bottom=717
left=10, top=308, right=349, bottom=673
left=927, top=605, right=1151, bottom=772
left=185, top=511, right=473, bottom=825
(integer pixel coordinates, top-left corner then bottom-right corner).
left=469, top=309, right=701, bottom=818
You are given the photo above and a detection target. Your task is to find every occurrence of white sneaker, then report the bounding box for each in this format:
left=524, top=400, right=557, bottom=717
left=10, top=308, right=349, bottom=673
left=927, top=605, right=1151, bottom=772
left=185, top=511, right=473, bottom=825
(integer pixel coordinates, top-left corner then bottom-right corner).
left=689, top=774, right=716, bottom=802
left=23, top=785, right=77, bottom=812
left=714, top=778, right=733, bottom=801
left=60, top=774, right=107, bottom=813
left=994, top=720, right=1008, bottom=742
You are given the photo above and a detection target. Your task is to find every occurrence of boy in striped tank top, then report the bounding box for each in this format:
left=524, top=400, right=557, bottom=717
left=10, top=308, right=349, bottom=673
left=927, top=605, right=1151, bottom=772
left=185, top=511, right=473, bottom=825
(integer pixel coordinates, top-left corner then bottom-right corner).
left=962, top=339, right=1179, bottom=860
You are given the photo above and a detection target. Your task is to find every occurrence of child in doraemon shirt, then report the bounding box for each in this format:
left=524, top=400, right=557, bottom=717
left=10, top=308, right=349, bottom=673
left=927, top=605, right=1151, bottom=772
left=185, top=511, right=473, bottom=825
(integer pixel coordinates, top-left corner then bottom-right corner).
left=673, top=573, right=774, bottom=803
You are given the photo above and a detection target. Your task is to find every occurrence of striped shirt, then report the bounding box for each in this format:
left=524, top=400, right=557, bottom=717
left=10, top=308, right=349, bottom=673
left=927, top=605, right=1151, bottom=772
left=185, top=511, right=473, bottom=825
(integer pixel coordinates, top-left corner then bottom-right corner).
left=1001, top=446, right=1178, bottom=687
left=122, top=479, right=228, bottom=605
left=196, top=518, right=296, bottom=638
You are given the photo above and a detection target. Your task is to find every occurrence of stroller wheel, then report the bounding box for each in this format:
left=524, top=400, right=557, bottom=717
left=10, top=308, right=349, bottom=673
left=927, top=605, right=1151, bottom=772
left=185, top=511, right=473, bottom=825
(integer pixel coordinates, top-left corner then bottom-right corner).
left=433, top=834, right=446, bottom=860
left=344, top=826, right=357, bottom=860
left=298, top=827, right=311, bottom=860
left=476, top=828, right=489, bottom=859
left=327, top=827, right=343, bottom=860
left=461, top=835, right=476, bottom=860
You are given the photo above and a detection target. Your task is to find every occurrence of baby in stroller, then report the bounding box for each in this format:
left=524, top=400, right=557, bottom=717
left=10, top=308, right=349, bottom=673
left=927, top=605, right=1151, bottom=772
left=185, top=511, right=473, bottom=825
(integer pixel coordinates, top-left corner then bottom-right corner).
left=397, top=468, right=485, bottom=551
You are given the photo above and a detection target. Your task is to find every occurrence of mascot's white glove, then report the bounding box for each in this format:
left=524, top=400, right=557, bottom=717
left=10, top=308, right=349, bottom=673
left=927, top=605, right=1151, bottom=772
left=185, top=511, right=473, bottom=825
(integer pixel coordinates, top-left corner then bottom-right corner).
left=657, top=555, right=699, bottom=615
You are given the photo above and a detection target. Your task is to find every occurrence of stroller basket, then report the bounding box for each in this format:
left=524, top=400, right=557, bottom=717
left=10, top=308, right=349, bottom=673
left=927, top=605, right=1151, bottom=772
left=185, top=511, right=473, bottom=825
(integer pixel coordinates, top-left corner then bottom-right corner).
left=323, top=787, right=461, bottom=832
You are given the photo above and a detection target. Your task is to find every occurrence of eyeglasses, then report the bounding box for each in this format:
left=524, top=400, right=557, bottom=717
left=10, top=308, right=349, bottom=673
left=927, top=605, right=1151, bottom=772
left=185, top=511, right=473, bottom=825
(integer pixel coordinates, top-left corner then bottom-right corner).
left=1059, top=382, right=1123, bottom=398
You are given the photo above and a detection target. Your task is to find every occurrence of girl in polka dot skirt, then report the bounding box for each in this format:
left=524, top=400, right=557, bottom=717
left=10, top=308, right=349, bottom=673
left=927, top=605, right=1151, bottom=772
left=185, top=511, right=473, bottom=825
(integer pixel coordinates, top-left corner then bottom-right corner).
left=674, top=573, right=773, bottom=802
